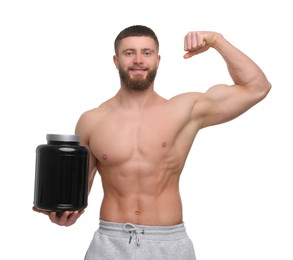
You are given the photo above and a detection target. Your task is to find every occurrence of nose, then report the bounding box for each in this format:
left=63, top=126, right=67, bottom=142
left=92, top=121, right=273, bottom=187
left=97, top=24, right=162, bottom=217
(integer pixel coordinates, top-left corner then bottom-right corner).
left=133, top=54, right=143, bottom=64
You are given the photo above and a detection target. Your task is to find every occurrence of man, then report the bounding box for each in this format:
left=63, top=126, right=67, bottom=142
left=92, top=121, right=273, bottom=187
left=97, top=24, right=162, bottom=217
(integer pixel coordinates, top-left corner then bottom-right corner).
left=33, top=25, right=271, bottom=259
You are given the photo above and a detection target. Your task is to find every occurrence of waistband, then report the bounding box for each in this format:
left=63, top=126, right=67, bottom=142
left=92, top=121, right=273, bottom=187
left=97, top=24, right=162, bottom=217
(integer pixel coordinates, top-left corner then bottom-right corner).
left=98, top=219, right=188, bottom=244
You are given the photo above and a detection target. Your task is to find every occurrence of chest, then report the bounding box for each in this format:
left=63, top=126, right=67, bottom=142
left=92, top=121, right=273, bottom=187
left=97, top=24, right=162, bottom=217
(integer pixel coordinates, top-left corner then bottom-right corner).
left=89, top=111, right=181, bottom=165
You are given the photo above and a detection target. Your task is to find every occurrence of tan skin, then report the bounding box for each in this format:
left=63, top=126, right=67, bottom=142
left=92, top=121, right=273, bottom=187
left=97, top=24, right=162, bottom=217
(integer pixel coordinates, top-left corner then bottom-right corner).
left=33, top=31, right=271, bottom=227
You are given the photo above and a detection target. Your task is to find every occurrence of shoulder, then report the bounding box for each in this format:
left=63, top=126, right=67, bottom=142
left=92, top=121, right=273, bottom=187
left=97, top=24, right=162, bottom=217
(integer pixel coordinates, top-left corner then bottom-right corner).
left=155, top=92, right=204, bottom=127
left=77, top=107, right=100, bottom=126
left=170, top=92, right=202, bottom=102
left=75, top=99, right=115, bottom=139
left=167, top=92, right=203, bottom=113
left=78, top=98, right=116, bottom=123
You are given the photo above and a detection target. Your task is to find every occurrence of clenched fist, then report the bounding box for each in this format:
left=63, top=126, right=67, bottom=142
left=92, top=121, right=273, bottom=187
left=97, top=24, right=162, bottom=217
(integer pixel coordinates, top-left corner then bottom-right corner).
left=184, top=31, right=219, bottom=59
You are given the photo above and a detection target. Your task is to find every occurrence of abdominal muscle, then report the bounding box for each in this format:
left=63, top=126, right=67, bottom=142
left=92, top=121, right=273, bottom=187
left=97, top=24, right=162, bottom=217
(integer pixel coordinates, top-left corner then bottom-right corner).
left=98, top=162, right=184, bottom=226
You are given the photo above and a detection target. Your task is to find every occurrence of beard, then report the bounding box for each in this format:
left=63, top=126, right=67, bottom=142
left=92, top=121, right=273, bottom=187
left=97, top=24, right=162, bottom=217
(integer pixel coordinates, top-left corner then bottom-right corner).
left=118, top=66, right=157, bottom=91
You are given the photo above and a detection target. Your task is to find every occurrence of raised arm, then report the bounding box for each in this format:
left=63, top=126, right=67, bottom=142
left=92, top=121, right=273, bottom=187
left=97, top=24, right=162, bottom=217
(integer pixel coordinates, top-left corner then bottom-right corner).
left=184, top=31, right=271, bottom=128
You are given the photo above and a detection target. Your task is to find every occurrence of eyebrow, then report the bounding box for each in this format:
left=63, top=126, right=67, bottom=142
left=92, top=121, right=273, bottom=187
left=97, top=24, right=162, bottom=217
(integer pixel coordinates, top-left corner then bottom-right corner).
left=122, top=48, right=155, bottom=53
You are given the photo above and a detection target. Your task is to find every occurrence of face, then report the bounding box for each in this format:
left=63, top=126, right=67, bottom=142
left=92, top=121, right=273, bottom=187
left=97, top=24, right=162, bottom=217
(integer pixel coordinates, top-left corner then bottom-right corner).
left=114, top=36, right=160, bottom=91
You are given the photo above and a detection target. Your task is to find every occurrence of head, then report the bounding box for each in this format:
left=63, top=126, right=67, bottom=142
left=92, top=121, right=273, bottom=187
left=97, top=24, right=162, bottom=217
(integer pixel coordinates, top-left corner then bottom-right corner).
left=113, top=25, right=160, bottom=91
left=114, top=25, right=159, bottom=55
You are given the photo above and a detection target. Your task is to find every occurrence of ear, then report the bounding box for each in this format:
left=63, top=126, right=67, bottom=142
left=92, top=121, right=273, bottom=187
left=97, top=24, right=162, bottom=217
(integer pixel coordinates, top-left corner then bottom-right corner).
left=113, top=55, right=119, bottom=69
left=157, top=55, right=161, bottom=65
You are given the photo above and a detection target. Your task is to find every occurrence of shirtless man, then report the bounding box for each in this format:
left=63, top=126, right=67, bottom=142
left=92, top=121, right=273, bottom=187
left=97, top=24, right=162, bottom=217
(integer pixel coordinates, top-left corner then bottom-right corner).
left=33, top=25, right=271, bottom=259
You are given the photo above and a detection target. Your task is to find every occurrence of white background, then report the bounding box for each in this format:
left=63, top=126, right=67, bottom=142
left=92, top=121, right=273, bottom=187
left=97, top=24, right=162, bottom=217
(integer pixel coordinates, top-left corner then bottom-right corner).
left=1, top=0, right=292, bottom=259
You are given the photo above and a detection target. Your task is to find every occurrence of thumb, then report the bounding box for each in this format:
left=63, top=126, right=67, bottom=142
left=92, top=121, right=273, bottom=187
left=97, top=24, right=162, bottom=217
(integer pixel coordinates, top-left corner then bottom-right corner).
left=183, top=51, right=196, bottom=59
left=183, top=45, right=210, bottom=59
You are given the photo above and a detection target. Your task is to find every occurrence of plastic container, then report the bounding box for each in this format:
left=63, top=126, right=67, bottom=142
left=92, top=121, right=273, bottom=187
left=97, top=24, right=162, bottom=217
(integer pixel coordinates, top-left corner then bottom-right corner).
left=34, top=134, right=89, bottom=212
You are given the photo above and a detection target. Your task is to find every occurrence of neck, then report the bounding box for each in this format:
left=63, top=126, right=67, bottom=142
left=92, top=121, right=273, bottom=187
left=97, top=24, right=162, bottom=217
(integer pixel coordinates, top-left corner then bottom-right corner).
left=116, top=85, right=159, bottom=110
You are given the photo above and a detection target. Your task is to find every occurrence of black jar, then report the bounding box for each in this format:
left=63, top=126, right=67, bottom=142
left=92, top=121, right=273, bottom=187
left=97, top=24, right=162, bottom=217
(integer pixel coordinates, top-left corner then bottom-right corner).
left=34, top=134, right=89, bottom=212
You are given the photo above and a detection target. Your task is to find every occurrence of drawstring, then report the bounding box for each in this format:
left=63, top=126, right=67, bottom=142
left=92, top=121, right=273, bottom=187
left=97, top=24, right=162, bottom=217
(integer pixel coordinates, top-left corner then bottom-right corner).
left=123, top=223, right=145, bottom=245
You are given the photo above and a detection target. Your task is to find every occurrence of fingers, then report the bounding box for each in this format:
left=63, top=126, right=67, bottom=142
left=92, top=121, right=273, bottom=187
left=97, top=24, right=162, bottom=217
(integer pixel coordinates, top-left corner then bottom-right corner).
left=33, top=206, right=85, bottom=226
left=184, top=31, right=205, bottom=50
left=184, top=31, right=216, bottom=59
left=32, top=206, right=50, bottom=216
left=48, top=210, right=84, bottom=227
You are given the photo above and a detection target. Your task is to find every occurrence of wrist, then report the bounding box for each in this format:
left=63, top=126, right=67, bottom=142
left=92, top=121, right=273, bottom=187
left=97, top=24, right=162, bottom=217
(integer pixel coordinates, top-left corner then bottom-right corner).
left=206, top=32, right=222, bottom=47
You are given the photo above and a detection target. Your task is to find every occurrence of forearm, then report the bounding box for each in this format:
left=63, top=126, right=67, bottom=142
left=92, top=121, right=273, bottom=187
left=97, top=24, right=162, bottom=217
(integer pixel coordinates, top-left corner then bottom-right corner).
left=213, top=33, right=271, bottom=92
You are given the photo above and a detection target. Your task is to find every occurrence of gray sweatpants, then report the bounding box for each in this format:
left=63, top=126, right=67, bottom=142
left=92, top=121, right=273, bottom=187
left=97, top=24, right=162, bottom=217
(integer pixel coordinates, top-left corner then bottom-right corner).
left=85, top=220, right=196, bottom=260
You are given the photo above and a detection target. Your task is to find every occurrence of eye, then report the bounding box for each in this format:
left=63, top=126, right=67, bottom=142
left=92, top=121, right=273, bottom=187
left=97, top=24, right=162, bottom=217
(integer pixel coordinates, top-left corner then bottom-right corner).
left=125, top=51, right=134, bottom=56
left=143, top=50, right=152, bottom=56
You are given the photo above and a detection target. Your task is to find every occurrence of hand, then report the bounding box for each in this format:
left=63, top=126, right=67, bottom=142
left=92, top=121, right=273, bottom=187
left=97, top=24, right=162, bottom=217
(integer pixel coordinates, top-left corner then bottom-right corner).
left=32, top=206, right=85, bottom=227
left=183, top=31, right=218, bottom=59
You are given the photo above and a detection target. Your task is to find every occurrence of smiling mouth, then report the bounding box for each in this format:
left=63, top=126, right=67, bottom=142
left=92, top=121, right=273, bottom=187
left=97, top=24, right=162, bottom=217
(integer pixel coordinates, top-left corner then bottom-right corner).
left=129, top=65, right=148, bottom=70
left=129, top=68, right=148, bottom=76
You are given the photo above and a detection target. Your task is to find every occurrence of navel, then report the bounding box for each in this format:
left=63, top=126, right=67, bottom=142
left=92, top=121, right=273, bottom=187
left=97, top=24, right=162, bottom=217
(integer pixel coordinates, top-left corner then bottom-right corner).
left=134, top=210, right=141, bottom=215
left=161, top=142, right=167, bottom=148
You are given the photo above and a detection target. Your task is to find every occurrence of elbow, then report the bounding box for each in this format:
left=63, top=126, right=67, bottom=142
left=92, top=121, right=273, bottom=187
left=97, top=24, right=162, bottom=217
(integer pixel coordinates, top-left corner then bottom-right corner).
left=256, top=80, right=272, bottom=102
left=262, top=80, right=272, bottom=98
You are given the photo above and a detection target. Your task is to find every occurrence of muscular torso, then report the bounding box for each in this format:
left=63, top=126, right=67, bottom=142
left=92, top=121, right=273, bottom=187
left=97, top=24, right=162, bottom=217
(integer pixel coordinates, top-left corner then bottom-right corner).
left=83, top=92, right=200, bottom=226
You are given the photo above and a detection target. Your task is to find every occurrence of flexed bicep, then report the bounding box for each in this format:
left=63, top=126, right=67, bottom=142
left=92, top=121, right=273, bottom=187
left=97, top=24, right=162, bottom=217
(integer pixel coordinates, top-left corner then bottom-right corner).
left=192, top=83, right=256, bottom=129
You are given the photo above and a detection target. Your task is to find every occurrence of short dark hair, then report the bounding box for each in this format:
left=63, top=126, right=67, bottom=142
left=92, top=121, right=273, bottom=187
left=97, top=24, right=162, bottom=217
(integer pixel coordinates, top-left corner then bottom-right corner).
left=114, top=25, right=159, bottom=55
